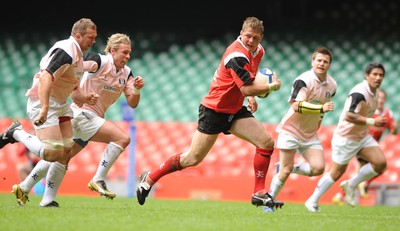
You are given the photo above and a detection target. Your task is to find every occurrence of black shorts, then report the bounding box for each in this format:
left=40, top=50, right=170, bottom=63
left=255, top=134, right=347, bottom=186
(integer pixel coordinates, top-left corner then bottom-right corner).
left=197, top=104, right=254, bottom=135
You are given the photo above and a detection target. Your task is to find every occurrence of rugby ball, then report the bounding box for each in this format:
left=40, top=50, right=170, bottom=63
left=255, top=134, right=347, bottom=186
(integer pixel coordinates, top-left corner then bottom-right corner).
left=254, top=68, right=274, bottom=98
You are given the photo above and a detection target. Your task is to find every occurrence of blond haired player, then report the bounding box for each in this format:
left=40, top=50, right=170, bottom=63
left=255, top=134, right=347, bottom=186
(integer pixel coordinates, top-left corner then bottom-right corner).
left=268, top=47, right=336, bottom=211
left=5, top=33, right=144, bottom=207
left=306, top=62, right=387, bottom=211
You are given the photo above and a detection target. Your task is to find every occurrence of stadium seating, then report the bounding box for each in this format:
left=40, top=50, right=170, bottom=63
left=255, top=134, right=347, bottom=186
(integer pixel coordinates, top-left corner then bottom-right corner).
left=1, top=29, right=399, bottom=124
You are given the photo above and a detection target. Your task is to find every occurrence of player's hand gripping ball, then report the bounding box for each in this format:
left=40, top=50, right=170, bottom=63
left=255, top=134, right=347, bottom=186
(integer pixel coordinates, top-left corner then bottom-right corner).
left=254, top=67, right=274, bottom=98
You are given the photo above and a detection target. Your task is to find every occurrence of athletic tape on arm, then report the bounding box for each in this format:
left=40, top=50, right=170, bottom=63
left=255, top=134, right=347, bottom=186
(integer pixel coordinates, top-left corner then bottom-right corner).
left=298, top=101, right=324, bottom=114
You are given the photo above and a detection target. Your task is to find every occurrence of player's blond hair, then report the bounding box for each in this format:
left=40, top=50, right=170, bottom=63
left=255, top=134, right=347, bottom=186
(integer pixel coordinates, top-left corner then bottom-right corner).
left=104, top=33, right=131, bottom=55
left=71, top=18, right=97, bottom=36
left=241, top=17, right=264, bottom=35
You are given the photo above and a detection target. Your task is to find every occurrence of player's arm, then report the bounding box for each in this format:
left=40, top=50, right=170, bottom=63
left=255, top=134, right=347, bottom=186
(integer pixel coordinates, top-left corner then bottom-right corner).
left=225, top=55, right=280, bottom=97
left=347, top=112, right=387, bottom=127
left=83, top=53, right=100, bottom=72
left=288, top=79, right=334, bottom=114
left=293, top=101, right=334, bottom=114
left=228, top=58, right=265, bottom=96
left=386, top=109, right=399, bottom=134
left=293, top=101, right=323, bottom=114
left=35, top=71, right=53, bottom=125
left=125, top=73, right=144, bottom=108
left=344, top=92, right=386, bottom=126
left=344, top=93, right=371, bottom=125
left=264, top=71, right=280, bottom=92
left=390, top=119, right=398, bottom=134
left=242, top=71, right=280, bottom=97
left=246, top=96, right=258, bottom=113
left=35, top=48, right=74, bottom=125
left=70, top=85, right=99, bottom=107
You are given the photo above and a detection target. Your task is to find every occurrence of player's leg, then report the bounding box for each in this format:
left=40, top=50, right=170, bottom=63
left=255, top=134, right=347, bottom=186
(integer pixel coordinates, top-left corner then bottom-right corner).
left=13, top=160, right=51, bottom=206
left=306, top=162, right=347, bottom=212
left=0, top=121, right=22, bottom=148
left=136, top=130, right=218, bottom=205
left=11, top=123, right=64, bottom=206
left=341, top=136, right=383, bottom=206
left=269, top=148, right=296, bottom=199
left=86, top=119, right=129, bottom=199
left=267, top=132, right=298, bottom=199
left=301, top=145, right=325, bottom=177
left=306, top=133, right=354, bottom=211
left=348, top=146, right=385, bottom=191
left=39, top=119, right=73, bottom=207
left=2, top=121, right=45, bottom=157
left=136, top=105, right=223, bottom=205
left=230, top=116, right=283, bottom=209
left=356, top=158, right=369, bottom=198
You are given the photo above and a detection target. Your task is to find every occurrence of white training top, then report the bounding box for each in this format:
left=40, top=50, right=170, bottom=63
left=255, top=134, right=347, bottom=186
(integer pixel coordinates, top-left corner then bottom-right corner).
left=71, top=53, right=135, bottom=118
left=276, top=69, right=337, bottom=141
left=26, top=36, right=84, bottom=103
left=335, top=80, right=378, bottom=141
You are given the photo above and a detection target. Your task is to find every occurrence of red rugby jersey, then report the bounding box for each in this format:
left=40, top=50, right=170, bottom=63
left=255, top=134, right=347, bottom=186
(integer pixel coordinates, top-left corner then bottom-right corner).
left=369, top=108, right=396, bottom=141
left=200, top=36, right=264, bottom=114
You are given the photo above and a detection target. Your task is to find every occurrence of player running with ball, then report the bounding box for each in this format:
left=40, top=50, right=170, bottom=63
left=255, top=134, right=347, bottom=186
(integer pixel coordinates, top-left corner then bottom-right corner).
left=136, top=16, right=284, bottom=210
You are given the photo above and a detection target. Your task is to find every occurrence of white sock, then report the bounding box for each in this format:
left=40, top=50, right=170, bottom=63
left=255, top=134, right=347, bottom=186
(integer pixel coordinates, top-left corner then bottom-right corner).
left=40, top=162, right=67, bottom=206
left=13, top=129, right=44, bottom=158
left=308, top=172, right=335, bottom=203
left=292, top=162, right=311, bottom=176
left=19, top=160, right=51, bottom=193
left=92, top=142, right=123, bottom=182
left=268, top=174, right=284, bottom=199
left=348, top=163, right=378, bottom=187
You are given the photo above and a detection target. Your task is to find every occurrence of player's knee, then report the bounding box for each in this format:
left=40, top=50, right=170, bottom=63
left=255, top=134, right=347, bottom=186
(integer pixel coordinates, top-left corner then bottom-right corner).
left=186, top=157, right=202, bottom=167
left=311, top=166, right=325, bottom=176
left=256, top=147, right=274, bottom=157
left=63, top=137, right=74, bottom=149
left=42, top=150, right=64, bottom=162
left=266, top=139, right=275, bottom=148
left=119, top=134, right=131, bottom=148
left=259, top=136, right=275, bottom=149
left=281, top=166, right=293, bottom=177
left=42, top=139, right=64, bottom=162
left=180, top=153, right=202, bottom=167
left=375, top=161, right=387, bottom=173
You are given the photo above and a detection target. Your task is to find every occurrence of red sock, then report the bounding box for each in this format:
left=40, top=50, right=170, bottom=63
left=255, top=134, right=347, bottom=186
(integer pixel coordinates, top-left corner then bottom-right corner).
left=149, top=153, right=183, bottom=183
left=253, top=147, right=273, bottom=193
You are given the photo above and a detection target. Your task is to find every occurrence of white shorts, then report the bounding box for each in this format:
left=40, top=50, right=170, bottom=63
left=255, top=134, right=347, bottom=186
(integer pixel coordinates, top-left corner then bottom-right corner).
left=331, top=133, right=379, bottom=165
left=27, top=97, right=73, bottom=129
left=72, top=107, right=105, bottom=141
left=276, top=132, right=323, bottom=154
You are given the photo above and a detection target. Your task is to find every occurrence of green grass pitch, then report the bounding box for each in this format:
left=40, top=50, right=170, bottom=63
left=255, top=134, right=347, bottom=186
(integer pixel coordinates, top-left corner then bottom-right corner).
left=0, top=193, right=399, bottom=231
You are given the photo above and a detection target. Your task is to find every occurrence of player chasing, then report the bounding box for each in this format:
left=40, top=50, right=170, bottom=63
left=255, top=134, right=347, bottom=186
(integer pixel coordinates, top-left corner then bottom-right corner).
left=266, top=47, right=336, bottom=212
left=0, top=18, right=98, bottom=207
left=305, top=62, right=388, bottom=211
left=1, top=33, right=144, bottom=207
left=332, top=88, right=398, bottom=205
left=136, top=16, right=284, bottom=210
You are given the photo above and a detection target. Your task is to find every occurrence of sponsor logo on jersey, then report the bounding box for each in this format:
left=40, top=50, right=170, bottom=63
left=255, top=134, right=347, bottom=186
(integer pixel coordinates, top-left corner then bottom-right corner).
left=103, top=85, right=121, bottom=92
